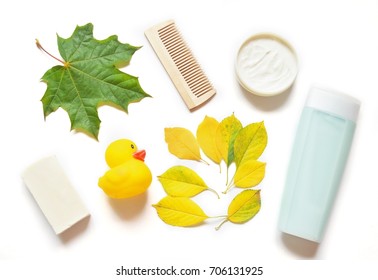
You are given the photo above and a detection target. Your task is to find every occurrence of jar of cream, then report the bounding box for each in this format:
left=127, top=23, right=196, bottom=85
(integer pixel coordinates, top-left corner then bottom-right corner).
left=236, top=33, right=298, bottom=96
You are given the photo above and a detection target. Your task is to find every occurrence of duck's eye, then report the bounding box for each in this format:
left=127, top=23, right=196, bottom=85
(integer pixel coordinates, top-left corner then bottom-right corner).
left=131, top=144, right=135, bottom=149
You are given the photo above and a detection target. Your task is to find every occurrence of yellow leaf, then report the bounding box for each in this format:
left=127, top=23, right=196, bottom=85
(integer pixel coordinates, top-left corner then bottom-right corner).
left=153, top=196, right=209, bottom=227
left=234, top=121, right=267, bottom=167
left=215, top=114, right=242, bottom=166
left=228, top=189, right=261, bottom=223
left=196, top=116, right=222, bottom=165
left=216, top=189, right=261, bottom=230
left=234, top=160, right=266, bottom=188
left=158, top=166, right=219, bottom=198
left=164, top=127, right=206, bottom=163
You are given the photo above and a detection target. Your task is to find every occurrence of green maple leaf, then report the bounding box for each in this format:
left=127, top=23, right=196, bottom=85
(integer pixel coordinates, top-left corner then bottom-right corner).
left=37, top=23, right=150, bottom=139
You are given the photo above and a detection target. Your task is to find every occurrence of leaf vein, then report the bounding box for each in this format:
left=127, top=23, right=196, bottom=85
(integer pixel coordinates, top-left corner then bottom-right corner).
left=66, top=68, right=93, bottom=125
left=171, top=133, right=201, bottom=160
left=159, top=205, right=207, bottom=218
left=44, top=68, right=66, bottom=113
left=229, top=191, right=259, bottom=219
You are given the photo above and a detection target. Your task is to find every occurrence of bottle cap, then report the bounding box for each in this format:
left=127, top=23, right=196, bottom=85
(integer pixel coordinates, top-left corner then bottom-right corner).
left=306, top=86, right=361, bottom=122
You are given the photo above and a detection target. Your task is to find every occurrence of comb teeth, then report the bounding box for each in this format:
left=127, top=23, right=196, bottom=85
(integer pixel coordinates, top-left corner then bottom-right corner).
left=145, top=20, right=216, bottom=110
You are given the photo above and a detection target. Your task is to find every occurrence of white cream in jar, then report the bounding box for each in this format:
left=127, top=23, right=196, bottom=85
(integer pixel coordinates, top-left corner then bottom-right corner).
left=236, top=34, right=298, bottom=96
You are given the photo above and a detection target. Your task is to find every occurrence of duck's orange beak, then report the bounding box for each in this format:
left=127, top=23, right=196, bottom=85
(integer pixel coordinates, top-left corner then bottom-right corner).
left=133, top=150, right=146, bottom=162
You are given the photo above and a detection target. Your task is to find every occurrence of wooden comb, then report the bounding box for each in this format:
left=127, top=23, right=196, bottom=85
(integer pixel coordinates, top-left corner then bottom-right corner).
left=145, top=20, right=216, bottom=110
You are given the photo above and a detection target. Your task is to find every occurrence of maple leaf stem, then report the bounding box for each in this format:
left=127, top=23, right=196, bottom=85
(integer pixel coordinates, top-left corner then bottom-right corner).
left=36, top=39, right=66, bottom=65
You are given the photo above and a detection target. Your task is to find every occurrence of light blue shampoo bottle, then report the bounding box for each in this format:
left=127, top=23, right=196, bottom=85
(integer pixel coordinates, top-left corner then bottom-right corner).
left=279, top=87, right=360, bottom=242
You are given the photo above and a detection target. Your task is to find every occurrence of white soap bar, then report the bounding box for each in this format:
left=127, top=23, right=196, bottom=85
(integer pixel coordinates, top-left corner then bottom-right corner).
left=22, top=156, right=90, bottom=235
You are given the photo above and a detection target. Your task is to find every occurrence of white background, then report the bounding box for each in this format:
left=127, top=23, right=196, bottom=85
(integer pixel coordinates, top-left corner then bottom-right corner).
left=1, top=0, right=378, bottom=278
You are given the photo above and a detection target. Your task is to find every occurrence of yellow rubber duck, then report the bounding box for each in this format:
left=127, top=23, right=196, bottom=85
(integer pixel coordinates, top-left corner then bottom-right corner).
left=98, top=139, right=152, bottom=199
